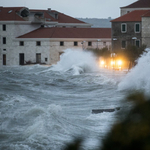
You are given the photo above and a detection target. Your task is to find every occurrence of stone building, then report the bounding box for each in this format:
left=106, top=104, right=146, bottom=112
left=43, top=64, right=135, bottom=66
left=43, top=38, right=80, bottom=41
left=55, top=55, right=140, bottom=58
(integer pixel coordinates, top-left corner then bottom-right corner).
left=111, top=0, right=150, bottom=52
left=141, top=11, right=150, bottom=48
left=0, top=6, right=111, bottom=66
left=120, top=0, right=150, bottom=16
left=111, top=10, right=150, bottom=52
left=16, top=27, right=111, bottom=65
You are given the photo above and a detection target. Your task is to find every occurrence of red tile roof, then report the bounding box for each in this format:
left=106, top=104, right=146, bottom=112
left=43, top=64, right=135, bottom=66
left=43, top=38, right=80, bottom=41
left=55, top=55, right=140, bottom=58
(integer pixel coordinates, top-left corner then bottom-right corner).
left=17, top=27, right=111, bottom=39
left=30, top=9, right=86, bottom=24
left=111, top=10, right=150, bottom=22
left=0, top=7, right=25, bottom=21
left=142, top=11, right=150, bottom=17
left=0, top=7, right=86, bottom=24
left=121, top=0, right=150, bottom=8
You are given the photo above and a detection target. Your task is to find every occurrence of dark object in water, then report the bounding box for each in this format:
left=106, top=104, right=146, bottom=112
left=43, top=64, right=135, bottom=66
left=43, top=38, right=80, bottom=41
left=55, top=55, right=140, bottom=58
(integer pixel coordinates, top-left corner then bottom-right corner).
left=92, top=107, right=120, bottom=114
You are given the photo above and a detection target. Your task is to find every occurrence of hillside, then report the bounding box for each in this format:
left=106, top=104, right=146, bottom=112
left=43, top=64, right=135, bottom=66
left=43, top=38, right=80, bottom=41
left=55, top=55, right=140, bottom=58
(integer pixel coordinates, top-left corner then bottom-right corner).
left=77, top=18, right=112, bottom=28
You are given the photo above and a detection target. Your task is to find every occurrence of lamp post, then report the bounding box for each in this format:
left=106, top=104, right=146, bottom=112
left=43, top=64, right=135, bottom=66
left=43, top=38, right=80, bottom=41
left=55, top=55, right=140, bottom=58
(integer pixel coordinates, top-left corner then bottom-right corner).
left=132, top=37, right=137, bottom=46
left=81, top=41, right=86, bottom=50
left=112, top=38, right=117, bottom=53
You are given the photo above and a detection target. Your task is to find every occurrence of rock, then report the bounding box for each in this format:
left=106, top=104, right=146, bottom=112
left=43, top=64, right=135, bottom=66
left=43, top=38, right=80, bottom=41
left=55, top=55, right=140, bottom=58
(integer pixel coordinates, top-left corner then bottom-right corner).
left=92, top=107, right=120, bottom=114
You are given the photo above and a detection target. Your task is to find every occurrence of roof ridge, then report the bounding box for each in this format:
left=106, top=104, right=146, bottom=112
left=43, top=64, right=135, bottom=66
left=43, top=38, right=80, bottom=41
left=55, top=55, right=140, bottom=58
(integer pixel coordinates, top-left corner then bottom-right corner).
left=17, top=27, right=41, bottom=38
left=111, top=10, right=150, bottom=22
left=142, top=10, right=150, bottom=17
left=121, top=0, right=150, bottom=9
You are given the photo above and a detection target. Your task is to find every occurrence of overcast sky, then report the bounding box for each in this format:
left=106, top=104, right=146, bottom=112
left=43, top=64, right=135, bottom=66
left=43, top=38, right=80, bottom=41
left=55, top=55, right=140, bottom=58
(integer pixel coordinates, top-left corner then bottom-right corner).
left=0, top=0, right=136, bottom=18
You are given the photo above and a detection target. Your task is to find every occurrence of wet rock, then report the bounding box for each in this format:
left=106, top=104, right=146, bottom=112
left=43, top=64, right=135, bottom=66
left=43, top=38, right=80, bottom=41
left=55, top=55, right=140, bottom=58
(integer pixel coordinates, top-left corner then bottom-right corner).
left=92, top=107, right=120, bottom=114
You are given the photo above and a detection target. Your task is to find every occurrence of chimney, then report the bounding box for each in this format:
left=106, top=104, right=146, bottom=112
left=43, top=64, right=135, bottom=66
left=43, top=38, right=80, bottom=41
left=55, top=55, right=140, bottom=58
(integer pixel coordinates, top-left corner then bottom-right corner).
left=48, top=8, right=51, bottom=12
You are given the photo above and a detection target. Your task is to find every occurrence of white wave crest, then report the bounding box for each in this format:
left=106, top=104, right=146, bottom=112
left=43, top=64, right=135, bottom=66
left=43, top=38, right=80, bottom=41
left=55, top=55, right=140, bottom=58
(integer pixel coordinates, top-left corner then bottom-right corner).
left=50, top=49, right=99, bottom=75
left=118, top=49, right=150, bottom=94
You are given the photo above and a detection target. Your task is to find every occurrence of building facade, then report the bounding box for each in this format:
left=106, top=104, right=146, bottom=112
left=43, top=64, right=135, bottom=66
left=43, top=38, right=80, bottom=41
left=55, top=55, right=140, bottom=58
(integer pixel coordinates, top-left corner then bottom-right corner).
left=15, top=27, right=111, bottom=65
left=141, top=12, right=150, bottom=48
left=111, top=0, right=150, bottom=52
left=0, top=7, right=111, bottom=66
left=120, top=0, right=150, bottom=16
left=111, top=10, right=149, bottom=52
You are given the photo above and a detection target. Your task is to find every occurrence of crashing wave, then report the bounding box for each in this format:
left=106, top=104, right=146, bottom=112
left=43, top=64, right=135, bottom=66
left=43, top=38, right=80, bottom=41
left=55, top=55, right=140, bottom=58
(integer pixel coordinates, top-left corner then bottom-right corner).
left=118, top=48, right=150, bottom=94
left=50, top=49, right=99, bottom=75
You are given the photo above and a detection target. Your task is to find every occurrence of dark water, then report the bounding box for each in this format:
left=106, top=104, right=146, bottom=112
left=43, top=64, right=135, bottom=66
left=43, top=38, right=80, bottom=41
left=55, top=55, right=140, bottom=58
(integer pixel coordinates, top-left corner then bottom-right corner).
left=1, top=49, right=145, bottom=150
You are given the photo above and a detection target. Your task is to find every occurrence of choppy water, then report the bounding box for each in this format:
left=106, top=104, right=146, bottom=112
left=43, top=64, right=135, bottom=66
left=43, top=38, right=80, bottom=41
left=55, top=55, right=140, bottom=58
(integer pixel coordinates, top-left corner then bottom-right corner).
left=0, top=49, right=149, bottom=150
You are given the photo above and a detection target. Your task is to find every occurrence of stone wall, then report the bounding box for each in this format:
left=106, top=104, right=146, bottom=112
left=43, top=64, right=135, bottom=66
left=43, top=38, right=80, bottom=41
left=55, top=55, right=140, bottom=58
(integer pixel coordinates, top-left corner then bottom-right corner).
left=12, top=38, right=111, bottom=66
left=142, top=17, right=150, bottom=48
left=111, top=22, right=141, bottom=51
left=0, top=23, right=40, bottom=66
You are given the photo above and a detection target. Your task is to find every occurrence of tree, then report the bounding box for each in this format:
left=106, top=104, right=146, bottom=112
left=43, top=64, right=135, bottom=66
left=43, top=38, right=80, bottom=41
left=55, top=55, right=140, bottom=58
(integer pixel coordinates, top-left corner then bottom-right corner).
left=116, top=44, right=146, bottom=70
left=86, top=47, right=111, bottom=59
left=101, top=92, right=150, bottom=150
left=63, top=92, right=150, bottom=150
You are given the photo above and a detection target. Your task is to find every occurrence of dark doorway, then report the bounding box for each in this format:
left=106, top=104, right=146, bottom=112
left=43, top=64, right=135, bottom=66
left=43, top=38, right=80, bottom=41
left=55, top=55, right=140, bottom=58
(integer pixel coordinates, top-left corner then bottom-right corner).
left=3, top=54, right=6, bottom=65
left=36, top=53, right=41, bottom=63
left=19, top=53, right=24, bottom=65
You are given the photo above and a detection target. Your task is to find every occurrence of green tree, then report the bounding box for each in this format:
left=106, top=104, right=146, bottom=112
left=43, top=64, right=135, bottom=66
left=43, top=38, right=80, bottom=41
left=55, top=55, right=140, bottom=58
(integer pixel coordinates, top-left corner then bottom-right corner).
left=86, top=47, right=111, bottom=59
left=116, top=44, right=146, bottom=69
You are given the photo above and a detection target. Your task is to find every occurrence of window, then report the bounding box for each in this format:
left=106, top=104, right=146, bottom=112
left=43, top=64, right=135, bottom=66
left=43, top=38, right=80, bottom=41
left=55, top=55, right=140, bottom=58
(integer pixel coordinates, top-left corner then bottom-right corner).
left=3, top=24, right=6, bottom=31
left=3, top=54, right=6, bottom=65
left=135, top=23, right=140, bottom=33
left=74, top=41, right=78, bottom=46
left=103, top=42, right=106, bottom=46
left=122, top=41, right=126, bottom=49
left=55, top=14, right=58, bottom=19
left=19, top=41, right=24, bottom=46
left=36, top=41, right=41, bottom=46
left=135, top=40, right=140, bottom=48
left=19, top=53, right=24, bottom=65
left=121, top=23, right=127, bottom=33
left=60, top=41, right=64, bottom=46
left=88, top=41, right=92, bottom=46
left=3, top=49, right=6, bottom=51
left=3, top=37, right=6, bottom=44
left=36, top=53, right=41, bottom=63
left=45, top=58, right=47, bottom=62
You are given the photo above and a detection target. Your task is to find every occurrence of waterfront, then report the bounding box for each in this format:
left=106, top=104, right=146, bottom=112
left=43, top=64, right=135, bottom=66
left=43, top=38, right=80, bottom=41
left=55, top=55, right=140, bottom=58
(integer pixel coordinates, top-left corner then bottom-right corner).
left=0, top=49, right=148, bottom=150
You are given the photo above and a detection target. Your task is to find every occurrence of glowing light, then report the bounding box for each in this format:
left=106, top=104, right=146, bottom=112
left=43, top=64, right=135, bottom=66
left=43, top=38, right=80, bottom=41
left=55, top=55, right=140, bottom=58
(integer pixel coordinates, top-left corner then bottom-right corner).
left=117, top=60, right=122, bottom=65
left=101, top=61, right=104, bottom=65
left=111, top=61, right=115, bottom=65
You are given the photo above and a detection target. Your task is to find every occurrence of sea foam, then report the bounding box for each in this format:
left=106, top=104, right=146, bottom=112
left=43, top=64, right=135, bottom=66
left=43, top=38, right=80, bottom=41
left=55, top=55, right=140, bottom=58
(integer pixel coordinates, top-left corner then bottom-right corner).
left=118, top=49, right=150, bottom=94
left=50, top=49, right=99, bottom=75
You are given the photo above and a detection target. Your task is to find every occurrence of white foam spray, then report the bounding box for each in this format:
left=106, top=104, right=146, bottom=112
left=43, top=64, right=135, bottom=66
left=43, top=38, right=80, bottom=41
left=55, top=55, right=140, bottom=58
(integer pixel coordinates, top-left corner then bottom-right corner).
left=118, top=49, right=150, bottom=94
left=50, top=49, right=99, bottom=75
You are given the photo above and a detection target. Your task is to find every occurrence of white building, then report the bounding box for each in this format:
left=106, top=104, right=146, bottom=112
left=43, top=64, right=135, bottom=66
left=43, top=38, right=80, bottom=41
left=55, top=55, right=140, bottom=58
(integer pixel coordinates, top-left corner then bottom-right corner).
left=0, top=7, right=111, bottom=66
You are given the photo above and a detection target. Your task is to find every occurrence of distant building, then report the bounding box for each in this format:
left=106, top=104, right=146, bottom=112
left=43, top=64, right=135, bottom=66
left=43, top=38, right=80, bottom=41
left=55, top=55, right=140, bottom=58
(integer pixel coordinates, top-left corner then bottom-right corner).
left=111, top=0, right=150, bottom=52
left=0, top=7, right=111, bottom=66
left=111, top=10, right=150, bottom=51
left=16, top=27, right=111, bottom=65
left=120, top=0, right=150, bottom=16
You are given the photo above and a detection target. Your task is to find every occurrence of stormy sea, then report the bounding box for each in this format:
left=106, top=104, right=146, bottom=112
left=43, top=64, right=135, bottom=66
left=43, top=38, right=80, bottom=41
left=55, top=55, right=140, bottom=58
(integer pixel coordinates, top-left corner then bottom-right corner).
left=0, top=49, right=149, bottom=150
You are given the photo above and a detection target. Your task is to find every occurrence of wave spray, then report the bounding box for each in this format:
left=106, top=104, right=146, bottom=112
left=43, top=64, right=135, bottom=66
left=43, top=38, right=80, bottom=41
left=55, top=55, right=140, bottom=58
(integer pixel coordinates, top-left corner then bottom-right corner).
left=50, top=49, right=99, bottom=75
left=118, top=49, right=150, bottom=94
